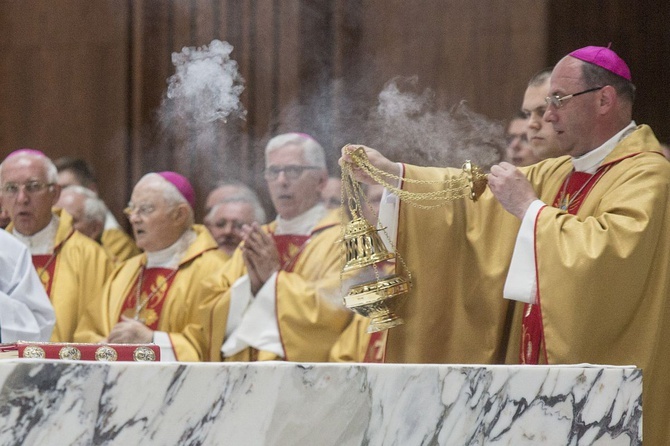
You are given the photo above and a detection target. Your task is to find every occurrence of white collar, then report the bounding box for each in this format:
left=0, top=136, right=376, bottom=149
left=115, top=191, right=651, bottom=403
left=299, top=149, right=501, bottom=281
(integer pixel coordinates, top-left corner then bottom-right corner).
left=275, top=203, right=328, bottom=235
left=145, top=228, right=196, bottom=269
left=572, top=121, right=636, bottom=173
left=12, top=215, right=59, bottom=255
left=104, top=210, right=120, bottom=230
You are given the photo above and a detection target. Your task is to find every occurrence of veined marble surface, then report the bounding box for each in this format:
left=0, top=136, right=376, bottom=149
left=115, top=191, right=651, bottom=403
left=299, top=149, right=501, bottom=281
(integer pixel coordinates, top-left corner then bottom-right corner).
left=0, top=361, right=641, bottom=446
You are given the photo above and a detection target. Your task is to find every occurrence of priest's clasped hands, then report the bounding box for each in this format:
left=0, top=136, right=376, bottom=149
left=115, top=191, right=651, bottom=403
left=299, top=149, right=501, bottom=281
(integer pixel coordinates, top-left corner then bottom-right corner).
left=241, top=222, right=281, bottom=295
left=105, top=316, right=154, bottom=344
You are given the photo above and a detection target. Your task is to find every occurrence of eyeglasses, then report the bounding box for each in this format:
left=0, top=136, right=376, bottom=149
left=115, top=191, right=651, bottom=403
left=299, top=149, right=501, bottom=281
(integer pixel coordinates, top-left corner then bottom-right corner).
left=264, top=165, right=319, bottom=181
left=209, top=218, right=246, bottom=231
left=545, top=86, right=604, bottom=108
left=1, top=181, right=55, bottom=196
left=123, top=203, right=156, bottom=217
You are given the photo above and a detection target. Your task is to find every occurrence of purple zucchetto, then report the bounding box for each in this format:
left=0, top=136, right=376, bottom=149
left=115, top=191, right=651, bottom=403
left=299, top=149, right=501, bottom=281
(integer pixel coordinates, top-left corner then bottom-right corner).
left=569, top=45, right=632, bottom=82
left=157, top=171, right=196, bottom=210
left=6, top=148, right=47, bottom=159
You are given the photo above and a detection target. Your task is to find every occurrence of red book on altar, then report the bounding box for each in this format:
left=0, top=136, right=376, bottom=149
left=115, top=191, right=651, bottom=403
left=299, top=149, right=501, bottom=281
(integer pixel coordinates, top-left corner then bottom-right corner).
left=0, top=343, right=18, bottom=359
left=1, top=341, right=161, bottom=362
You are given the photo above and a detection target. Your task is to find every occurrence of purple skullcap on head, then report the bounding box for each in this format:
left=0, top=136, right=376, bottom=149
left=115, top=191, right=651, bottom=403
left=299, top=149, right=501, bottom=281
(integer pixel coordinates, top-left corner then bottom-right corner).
left=157, top=171, right=195, bottom=210
left=569, top=45, right=632, bottom=81
left=6, top=148, right=47, bottom=159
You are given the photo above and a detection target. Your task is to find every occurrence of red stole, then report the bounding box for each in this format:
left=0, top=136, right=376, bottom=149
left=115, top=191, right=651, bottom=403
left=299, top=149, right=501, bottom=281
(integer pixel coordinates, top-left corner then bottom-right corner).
left=30, top=230, right=74, bottom=298
left=272, top=234, right=311, bottom=272
left=520, top=166, right=609, bottom=364
left=364, top=330, right=387, bottom=363
left=32, top=255, right=58, bottom=297
left=119, top=267, right=178, bottom=330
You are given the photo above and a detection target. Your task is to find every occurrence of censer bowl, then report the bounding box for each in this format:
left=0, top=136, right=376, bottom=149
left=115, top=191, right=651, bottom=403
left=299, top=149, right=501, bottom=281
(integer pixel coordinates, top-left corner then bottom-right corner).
left=344, top=275, right=411, bottom=333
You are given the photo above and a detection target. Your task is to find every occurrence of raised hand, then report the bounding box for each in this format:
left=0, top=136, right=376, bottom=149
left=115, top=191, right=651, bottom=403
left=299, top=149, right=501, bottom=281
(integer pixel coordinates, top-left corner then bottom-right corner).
left=488, top=162, right=538, bottom=219
left=241, top=223, right=281, bottom=295
left=339, top=144, right=400, bottom=185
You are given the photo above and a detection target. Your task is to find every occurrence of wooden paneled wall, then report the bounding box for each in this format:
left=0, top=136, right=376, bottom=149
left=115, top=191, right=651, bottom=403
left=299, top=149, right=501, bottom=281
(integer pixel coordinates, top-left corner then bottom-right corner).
left=126, top=0, right=548, bottom=218
left=13, top=1, right=668, bottom=224
left=0, top=0, right=131, bottom=223
left=547, top=0, right=670, bottom=145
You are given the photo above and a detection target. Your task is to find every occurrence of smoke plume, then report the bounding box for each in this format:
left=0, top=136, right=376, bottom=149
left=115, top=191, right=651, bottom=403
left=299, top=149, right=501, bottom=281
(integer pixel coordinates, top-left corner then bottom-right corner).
left=155, top=39, right=252, bottom=211
left=165, top=39, right=246, bottom=124
left=365, top=76, right=505, bottom=170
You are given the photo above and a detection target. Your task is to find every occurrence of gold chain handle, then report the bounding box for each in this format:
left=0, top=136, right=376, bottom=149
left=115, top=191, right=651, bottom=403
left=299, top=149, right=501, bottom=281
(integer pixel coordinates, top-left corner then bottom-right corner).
left=343, top=145, right=488, bottom=209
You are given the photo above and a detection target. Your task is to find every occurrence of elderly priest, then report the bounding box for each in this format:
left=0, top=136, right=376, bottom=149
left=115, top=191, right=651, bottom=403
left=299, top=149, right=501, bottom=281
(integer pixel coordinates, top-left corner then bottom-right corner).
left=75, top=172, right=226, bottom=361
left=0, top=149, right=112, bottom=342
left=207, top=133, right=353, bottom=362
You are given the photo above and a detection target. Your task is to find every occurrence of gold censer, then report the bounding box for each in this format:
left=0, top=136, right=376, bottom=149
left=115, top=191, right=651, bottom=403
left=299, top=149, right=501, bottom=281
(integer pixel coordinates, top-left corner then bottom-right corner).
left=340, top=145, right=487, bottom=333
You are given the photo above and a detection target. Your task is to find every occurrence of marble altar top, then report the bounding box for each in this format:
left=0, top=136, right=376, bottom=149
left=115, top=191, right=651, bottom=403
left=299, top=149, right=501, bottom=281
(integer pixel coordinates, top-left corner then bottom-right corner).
left=0, top=361, right=641, bottom=445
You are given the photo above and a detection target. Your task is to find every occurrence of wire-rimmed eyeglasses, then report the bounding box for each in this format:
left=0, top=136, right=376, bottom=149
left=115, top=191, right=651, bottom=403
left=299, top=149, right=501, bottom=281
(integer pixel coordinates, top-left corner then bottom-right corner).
left=123, top=203, right=156, bottom=217
left=545, top=86, right=604, bottom=108
left=1, top=181, right=55, bottom=197
left=264, top=165, right=319, bottom=181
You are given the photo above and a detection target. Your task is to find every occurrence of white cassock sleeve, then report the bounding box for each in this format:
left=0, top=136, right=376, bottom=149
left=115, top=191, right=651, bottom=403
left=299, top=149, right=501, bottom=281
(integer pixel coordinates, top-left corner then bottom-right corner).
left=221, top=273, right=283, bottom=358
left=377, top=163, right=404, bottom=252
left=0, top=236, right=56, bottom=342
left=152, top=331, right=176, bottom=362
left=503, top=199, right=546, bottom=304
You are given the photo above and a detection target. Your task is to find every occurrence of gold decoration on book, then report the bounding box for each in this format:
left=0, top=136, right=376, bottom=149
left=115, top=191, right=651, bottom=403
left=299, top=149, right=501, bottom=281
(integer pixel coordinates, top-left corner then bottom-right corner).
left=133, top=346, right=157, bottom=362
left=339, top=145, right=488, bottom=332
left=23, top=345, right=45, bottom=359
left=59, top=346, right=82, bottom=360
left=95, top=346, right=118, bottom=362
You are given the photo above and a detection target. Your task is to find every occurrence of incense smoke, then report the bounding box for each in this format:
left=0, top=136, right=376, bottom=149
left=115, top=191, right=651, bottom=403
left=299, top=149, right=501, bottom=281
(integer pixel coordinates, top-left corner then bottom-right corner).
left=365, top=76, right=505, bottom=170
left=166, top=39, right=246, bottom=124
left=278, top=76, right=506, bottom=172
left=154, top=40, right=505, bottom=215
left=156, top=39, right=251, bottom=205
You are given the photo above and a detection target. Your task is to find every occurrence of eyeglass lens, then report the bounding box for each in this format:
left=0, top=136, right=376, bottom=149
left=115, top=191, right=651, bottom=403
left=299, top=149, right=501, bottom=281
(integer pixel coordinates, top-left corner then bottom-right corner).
left=1, top=181, right=52, bottom=195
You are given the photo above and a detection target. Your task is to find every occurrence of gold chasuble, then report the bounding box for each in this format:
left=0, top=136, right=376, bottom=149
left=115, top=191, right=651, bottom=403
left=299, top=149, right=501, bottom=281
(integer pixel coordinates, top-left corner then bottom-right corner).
left=328, top=313, right=379, bottom=363
left=75, top=225, right=225, bottom=361
left=211, top=248, right=231, bottom=264
left=8, top=209, right=113, bottom=343
left=100, top=228, right=141, bottom=263
left=384, top=125, right=670, bottom=445
left=206, top=210, right=353, bottom=362
left=521, top=166, right=611, bottom=364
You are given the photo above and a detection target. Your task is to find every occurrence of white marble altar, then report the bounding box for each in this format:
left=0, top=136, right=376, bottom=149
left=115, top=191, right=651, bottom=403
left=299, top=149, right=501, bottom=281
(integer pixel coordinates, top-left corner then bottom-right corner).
left=0, top=361, right=641, bottom=445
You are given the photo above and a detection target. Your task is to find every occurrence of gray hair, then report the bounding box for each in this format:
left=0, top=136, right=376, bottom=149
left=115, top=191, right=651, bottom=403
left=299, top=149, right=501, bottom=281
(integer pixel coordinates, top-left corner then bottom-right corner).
left=580, top=61, right=636, bottom=105
left=63, top=185, right=107, bottom=224
left=212, top=180, right=260, bottom=202
left=527, top=67, right=553, bottom=87
left=207, top=193, right=267, bottom=224
left=140, top=173, right=195, bottom=226
left=265, top=133, right=327, bottom=169
left=0, top=151, right=58, bottom=184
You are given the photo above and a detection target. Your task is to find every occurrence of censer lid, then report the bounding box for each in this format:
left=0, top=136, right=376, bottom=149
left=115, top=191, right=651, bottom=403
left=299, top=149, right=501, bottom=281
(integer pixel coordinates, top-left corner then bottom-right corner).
left=341, top=217, right=395, bottom=272
left=342, top=217, right=385, bottom=238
